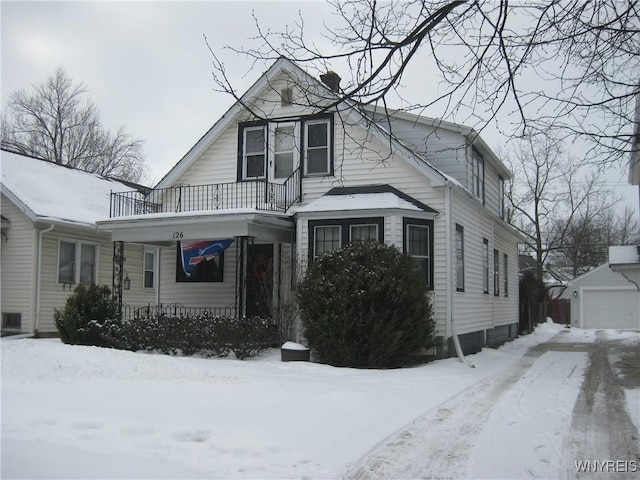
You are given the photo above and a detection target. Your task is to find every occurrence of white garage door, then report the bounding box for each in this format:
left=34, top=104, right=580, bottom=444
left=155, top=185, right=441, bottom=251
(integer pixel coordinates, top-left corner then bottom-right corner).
left=583, top=289, right=640, bottom=329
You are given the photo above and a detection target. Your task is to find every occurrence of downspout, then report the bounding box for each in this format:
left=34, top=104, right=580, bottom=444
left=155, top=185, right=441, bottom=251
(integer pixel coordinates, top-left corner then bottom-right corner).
left=35, top=223, right=55, bottom=336
left=447, top=186, right=474, bottom=367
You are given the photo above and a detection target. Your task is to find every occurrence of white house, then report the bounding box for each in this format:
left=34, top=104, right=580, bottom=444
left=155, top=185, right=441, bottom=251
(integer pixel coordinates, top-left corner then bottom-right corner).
left=0, top=150, right=157, bottom=336
left=97, top=58, right=521, bottom=358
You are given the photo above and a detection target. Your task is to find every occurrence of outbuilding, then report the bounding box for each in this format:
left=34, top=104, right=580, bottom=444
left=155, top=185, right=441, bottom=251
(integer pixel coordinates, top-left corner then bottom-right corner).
left=564, top=263, right=640, bottom=330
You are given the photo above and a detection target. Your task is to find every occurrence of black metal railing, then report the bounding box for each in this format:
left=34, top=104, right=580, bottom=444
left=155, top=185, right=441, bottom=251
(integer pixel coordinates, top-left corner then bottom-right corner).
left=110, top=168, right=302, bottom=218
left=122, top=303, right=237, bottom=320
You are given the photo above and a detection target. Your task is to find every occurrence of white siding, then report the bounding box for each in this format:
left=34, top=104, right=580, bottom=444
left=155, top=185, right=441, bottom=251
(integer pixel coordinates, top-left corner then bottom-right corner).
left=121, top=243, right=160, bottom=308
left=1, top=195, right=36, bottom=334
left=369, top=114, right=468, bottom=185
left=450, top=189, right=519, bottom=336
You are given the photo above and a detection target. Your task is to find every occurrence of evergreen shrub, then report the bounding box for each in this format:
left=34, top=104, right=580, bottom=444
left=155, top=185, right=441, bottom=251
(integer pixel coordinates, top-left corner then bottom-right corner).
left=54, top=283, right=119, bottom=345
left=85, top=314, right=276, bottom=359
left=297, top=241, right=435, bottom=368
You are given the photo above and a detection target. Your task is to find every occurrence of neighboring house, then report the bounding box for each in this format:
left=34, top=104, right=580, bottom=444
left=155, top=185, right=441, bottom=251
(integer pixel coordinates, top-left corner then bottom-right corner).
left=562, top=263, right=640, bottom=329
left=0, top=150, right=157, bottom=336
left=98, top=58, right=522, bottom=358
left=609, top=245, right=640, bottom=292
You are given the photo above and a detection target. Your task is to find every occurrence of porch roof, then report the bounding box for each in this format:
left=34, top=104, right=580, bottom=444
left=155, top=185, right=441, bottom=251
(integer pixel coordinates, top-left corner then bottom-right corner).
left=293, top=185, right=439, bottom=218
left=97, top=209, right=294, bottom=244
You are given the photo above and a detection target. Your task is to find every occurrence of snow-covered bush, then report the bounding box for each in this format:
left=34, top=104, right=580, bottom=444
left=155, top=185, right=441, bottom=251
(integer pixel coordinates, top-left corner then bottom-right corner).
left=54, top=283, right=119, bottom=345
left=87, top=314, right=277, bottom=359
left=297, top=241, right=435, bottom=368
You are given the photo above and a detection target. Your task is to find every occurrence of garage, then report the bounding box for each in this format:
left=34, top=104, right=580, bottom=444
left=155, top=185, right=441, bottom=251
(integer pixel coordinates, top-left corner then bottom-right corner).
left=581, top=288, right=640, bottom=329
left=565, top=264, right=640, bottom=330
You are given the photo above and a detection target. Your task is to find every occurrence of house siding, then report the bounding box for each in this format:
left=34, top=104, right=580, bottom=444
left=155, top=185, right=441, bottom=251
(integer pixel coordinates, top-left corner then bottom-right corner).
left=1, top=195, right=37, bottom=334
left=450, top=188, right=519, bottom=339
left=33, top=229, right=156, bottom=334
left=368, top=114, right=468, bottom=185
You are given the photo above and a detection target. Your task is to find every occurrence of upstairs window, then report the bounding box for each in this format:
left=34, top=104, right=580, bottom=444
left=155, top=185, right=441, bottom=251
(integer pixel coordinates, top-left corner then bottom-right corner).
left=305, top=118, right=331, bottom=175
left=499, top=176, right=506, bottom=219
left=238, top=114, right=333, bottom=181
left=469, top=148, right=485, bottom=203
left=242, top=125, right=267, bottom=179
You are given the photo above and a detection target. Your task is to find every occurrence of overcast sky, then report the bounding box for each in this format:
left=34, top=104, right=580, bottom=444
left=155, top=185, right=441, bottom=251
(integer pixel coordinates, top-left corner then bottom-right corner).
left=2, top=1, right=638, bottom=213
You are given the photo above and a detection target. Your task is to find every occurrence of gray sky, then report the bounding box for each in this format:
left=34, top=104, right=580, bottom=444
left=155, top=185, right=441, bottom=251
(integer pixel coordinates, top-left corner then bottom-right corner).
left=2, top=0, right=638, bottom=213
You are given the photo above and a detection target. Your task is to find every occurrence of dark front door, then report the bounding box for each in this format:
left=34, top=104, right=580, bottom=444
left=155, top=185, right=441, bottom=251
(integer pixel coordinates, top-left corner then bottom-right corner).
left=246, top=244, right=274, bottom=318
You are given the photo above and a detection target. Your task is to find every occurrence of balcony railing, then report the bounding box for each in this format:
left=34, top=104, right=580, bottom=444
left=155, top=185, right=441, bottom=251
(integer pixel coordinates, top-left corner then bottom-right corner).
left=110, top=168, right=301, bottom=218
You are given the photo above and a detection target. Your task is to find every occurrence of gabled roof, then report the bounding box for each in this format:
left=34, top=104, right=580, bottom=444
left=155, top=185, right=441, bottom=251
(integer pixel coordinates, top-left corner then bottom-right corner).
left=1, top=150, right=141, bottom=227
left=361, top=105, right=512, bottom=180
left=155, top=57, right=452, bottom=190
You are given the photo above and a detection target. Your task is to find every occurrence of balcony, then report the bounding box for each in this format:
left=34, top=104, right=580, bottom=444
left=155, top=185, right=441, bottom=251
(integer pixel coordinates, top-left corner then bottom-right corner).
left=110, top=168, right=301, bottom=218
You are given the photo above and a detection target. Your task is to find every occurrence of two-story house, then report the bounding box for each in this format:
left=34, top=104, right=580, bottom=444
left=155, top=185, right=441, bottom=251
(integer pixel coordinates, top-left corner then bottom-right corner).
left=98, top=58, right=521, bottom=358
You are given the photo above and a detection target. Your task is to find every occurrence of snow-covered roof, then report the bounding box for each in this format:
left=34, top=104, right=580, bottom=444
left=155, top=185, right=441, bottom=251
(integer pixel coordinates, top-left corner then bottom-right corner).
left=609, top=245, right=640, bottom=265
left=1, top=150, right=140, bottom=227
left=294, top=185, right=438, bottom=215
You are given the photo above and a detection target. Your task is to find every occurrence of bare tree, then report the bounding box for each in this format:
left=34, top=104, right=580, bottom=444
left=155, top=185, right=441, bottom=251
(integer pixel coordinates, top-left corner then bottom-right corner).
left=549, top=206, right=640, bottom=278
left=506, top=134, right=618, bottom=321
left=2, top=67, right=147, bottom=183
left=207, top=0, right=639, bottom=168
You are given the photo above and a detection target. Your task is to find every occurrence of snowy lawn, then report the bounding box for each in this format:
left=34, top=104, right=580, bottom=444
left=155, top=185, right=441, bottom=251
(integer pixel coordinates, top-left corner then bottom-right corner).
left=1, top=323, right=637, bottom=479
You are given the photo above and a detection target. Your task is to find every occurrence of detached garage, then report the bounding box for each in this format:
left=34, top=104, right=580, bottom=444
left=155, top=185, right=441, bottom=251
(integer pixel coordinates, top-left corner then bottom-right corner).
left=564, top=264, right=640, bottom=330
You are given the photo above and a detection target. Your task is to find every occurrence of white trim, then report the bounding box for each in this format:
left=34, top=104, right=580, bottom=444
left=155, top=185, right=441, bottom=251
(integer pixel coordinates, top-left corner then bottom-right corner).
left=143, top=246, right=158, bottom=290
left=56, top=238, right=100, bottom=285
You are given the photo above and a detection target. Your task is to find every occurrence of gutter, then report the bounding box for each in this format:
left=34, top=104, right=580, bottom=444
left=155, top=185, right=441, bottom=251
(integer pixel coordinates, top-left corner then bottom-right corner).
left=34, top=223, right=54, bottom=336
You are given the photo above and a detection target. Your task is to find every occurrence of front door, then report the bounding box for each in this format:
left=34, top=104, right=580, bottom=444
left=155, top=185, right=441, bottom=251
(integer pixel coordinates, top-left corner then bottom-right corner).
left=246, top=244, right=274, bottom=318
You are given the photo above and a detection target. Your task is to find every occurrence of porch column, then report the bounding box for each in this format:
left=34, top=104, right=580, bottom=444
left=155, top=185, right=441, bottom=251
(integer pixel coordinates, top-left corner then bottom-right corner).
left=112, top=241, right=125, bottom=320
left=235, top=236, right=250, bottom=318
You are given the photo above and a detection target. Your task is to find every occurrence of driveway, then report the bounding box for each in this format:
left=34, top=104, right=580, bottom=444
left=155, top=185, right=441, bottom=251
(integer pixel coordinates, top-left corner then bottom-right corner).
left=348, top=329, right=640, bottom=479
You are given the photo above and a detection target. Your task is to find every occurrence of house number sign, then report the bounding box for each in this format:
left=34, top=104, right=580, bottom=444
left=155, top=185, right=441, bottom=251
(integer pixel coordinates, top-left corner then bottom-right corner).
left=172, top=231, right=184, bottom=239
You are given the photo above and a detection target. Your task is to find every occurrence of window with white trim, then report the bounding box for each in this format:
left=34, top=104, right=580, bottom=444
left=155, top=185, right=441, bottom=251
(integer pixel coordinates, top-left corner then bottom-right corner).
left=272, top=123, right=299, bottom=179
left=314, top=225, right=341, bottom=259
left=143, top=248, right=156, bottom=289
left=309, top=217, right=383, bottom=261
left=504, top=253, right=509, bottom=297
left=242, top=125, right=267, bottom=179
left=239, top=115, right=333, bottom=181
left=456, top=224, right=464, bottom=291
left=58, top=240, right=97, bottom=284
left=499, top=176, right=506, bottom=219
left=304, top=118, right=331, bottom=175
left=404, top=218, right=434, bottom=289
left=350, top=224, right=378, bottom=243
left=494, top=248, right=500, bottom=296
left=482, top=238, right=489, bottom=294
left=469, top=149, right=485, bottom=203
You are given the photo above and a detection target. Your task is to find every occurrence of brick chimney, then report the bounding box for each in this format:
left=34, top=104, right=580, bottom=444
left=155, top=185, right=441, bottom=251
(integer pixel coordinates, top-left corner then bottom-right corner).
left=320, top=71, right=341, bottom=93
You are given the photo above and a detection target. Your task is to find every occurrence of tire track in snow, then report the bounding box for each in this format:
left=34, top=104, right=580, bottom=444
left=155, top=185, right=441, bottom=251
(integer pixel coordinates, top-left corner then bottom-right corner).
left=346, top=342, right=556, bottom=480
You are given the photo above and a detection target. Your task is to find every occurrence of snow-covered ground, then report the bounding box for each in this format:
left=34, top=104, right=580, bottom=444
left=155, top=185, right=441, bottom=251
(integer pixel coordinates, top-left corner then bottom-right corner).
left=2, top=322, right=638, bottom=479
